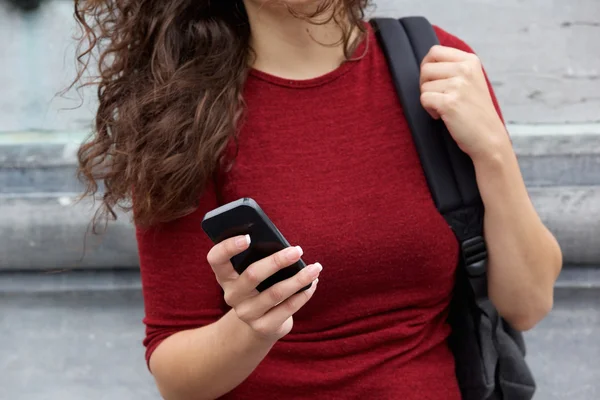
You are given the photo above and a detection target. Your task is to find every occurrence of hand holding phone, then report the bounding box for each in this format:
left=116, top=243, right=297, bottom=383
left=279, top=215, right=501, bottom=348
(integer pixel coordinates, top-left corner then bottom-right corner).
left=202, top=198, right=312, bottom=292
left=206, top=237, right=321, bottom=339
left=202, top=198, right=322, bottom=339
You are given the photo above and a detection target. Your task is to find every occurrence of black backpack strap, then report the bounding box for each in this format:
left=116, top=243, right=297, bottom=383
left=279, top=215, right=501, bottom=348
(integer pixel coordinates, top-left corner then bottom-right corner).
left=372, top=16, right=497, bottom=397
left=372, top=18, right=536, bottom=400
left=371, top=17, right=488, bottom=296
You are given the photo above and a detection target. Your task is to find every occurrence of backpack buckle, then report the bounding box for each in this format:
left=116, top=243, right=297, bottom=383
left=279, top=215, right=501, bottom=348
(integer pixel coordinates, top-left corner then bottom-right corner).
left=461, top=236, right=488, bottom=277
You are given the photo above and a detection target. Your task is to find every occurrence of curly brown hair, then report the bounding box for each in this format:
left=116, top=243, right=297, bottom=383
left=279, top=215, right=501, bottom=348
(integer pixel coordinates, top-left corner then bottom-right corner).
left=73, top=0, right=370, bottom=228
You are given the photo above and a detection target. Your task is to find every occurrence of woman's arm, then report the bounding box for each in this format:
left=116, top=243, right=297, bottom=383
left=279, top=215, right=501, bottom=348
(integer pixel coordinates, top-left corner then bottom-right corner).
left=148, top=239, right=319, bottom=399
left=137, top=191, right=256, bottom=399
left=149, top=309, right=276, bottom=400
left=137, top=184, right=320, bottom=399
left=473, top=137, right=562, bottom=331
left=422, top=30, right=563, bottom=331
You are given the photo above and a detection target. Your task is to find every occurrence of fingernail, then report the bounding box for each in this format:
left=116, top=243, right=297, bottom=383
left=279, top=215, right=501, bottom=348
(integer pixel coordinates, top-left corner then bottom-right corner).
left=285, top=246, right=303, bottom=261
left=306, top=262, right=323, bottom=277
left=235, top=235, right=250, bottom=248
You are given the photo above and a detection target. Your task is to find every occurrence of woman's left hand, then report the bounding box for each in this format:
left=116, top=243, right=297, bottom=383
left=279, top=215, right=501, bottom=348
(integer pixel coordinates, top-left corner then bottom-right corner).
left=419, top=45, right=510, bottom=161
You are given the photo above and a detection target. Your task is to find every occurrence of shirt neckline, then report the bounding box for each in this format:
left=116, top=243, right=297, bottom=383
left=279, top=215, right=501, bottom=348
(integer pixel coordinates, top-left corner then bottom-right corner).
left=249, top=23, right=372, bottom=89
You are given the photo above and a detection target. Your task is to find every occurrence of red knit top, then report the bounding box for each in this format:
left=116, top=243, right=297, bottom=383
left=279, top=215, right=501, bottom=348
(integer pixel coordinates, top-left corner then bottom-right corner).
left=137, top=24, right=503, bottom=400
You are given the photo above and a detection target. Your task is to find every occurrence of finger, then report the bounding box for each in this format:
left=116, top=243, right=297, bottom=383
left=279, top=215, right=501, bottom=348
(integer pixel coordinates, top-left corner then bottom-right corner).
left=251, top=278, right=319, bottom=335
left=235, top=245, right=304, bottom=295
left=235, top=263, right=322, bottom=323
left=421, top=78, right=456, bottom=95
left=421, top=45, right=471, bottom=66
left=420, top=62, right=463, bottom=86
left=420, top=92, right=448, bottom=120
left=206, top=234, right=251, bottom=281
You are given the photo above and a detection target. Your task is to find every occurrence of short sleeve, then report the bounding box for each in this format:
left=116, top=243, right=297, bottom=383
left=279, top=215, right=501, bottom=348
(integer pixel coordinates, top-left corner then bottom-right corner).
left=433, top=25, right=505, bottom=125
left=136, top=181, right=225, bottom=368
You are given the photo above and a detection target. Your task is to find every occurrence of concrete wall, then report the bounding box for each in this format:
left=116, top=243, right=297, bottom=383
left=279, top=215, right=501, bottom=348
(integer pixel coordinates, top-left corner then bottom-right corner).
left=374, top=0, right=600, bottom=124
left=1, top=127, right=599, bottom=270
left=0, top=0, right=599, bottom=269
left=0, top=0, right=599, bottom=133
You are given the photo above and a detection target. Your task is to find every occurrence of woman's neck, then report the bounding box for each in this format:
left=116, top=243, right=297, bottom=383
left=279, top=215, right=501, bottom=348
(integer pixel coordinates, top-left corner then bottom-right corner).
left=243, top=1, right=358, bottom=80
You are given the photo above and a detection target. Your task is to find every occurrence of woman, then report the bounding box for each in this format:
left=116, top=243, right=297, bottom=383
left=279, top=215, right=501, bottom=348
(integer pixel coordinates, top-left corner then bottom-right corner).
left=74, top=0, right=562, bottom=399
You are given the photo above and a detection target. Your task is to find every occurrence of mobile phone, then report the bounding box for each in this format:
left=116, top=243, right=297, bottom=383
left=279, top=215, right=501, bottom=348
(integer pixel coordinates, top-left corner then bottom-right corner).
left=201, top=197, right=309, bottom=292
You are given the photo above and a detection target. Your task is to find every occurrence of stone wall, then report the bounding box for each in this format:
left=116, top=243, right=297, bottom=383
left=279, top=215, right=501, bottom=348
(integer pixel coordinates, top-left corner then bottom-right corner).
left=0, top=0, right=598, bottom=269
left=0, top=0, right=599, bottom=132
left=374, top=0, right=600, bottom=124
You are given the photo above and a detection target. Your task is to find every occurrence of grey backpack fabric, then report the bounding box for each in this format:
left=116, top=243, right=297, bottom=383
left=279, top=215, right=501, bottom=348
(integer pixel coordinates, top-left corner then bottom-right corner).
left=371, top=17, right=536, bottom=400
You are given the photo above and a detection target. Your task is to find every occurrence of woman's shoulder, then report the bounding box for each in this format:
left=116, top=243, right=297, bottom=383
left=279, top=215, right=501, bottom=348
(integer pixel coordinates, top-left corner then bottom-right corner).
left=432, top=25, right=477, bottom=54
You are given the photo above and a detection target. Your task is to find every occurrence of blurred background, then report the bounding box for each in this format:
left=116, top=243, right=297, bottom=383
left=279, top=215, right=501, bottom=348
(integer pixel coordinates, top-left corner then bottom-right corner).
left=1, top=0, right=598, bottom=399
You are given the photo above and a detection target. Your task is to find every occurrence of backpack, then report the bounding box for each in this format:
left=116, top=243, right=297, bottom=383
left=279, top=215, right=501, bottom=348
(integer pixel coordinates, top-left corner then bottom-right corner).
left=371, top=17, right=536, bottom=400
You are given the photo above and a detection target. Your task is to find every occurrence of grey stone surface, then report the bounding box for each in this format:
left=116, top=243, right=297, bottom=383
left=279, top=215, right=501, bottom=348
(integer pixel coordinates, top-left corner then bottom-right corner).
left=2, top=128, right=599, bottom=194
left=2, top=185, right=599, bottom=270
left=3, top=266, right=599, bottom=294
left=0, top=1, right=96, bottom=133
left=0, top=269, right=142, bottom=294
left=0, top=0, right=599, bottom=134
left=0, top=275, right=597, bottom=400
left=0, top=289, right=160, bottom=400
left=555, top=267, right=600, bottom=289
left=512, top=128, right=600, bottom=187
left=0, top=195, right=138, bottom=270
left=528, top=186, right=600, bottom=265
left=373, top=0, right=600, bottom=124
left=0, top=127, right=598, bottom=270
left=526, top=288, right=600, bottom=400
left=1, top=165, right=84, bottom=194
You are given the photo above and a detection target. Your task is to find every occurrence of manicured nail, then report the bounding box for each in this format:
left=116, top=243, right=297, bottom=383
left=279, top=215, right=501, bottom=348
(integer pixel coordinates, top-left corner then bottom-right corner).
left=285, top=246, right=303, bottom=261
left=235, top=235, right=250, bottom=249
left=306, top=262, right=323, bottom=278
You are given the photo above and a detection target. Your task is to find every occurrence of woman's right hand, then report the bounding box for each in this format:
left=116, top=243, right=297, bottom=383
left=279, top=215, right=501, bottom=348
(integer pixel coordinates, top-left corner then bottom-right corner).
left=206, top=235, right=322, bottom=342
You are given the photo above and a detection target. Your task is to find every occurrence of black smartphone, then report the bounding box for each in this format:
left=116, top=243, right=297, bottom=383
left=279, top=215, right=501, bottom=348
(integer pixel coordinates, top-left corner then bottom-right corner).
left=201, top=197, right=309, bottom=292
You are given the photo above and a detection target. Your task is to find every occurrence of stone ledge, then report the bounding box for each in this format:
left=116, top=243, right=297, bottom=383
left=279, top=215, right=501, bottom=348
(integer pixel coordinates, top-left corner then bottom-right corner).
left=1, top=124, right=599, bottom=269
left=510, top=125, right=600, bottom=187
left=1, top=186, right=599, bottom=270
left=2, top=266, right=597, bottom=294
left=0, top=195, right=137, bottom=270
left=528, top=186, right=600, bottom=265
left=0, top=269, right=142, bottom=294
left=1, top=125, right=599, bottom=193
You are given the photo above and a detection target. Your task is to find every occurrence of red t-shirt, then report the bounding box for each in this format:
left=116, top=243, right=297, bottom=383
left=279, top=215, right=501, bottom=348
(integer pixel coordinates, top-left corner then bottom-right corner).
left=137, top=24, right=503, bottom=400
